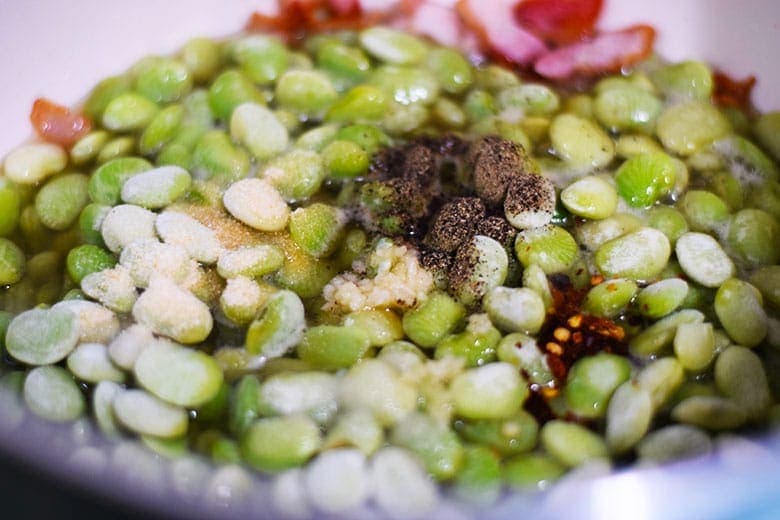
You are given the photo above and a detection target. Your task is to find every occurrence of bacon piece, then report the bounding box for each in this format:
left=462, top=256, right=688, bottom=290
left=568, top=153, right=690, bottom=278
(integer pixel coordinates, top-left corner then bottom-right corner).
left=456, top=0, right=548, bottom=66
left=408, top=1, right=463, bottom=47
left=244, top=0, right=312, bottom=37
left=713, top=70, right=756, bottom=110
left=244, top=12, right=282, bottom=33
left=246, top=0, right=384, bottom=40
left=310, top=12, right=384, bottom=31
left=30, top=98, right=91, bottom=148
left=534, top=25, right=655, bottom=79
left=514, top=0, right=603, bottom=46
left=329, top=0, right=360, bottom=15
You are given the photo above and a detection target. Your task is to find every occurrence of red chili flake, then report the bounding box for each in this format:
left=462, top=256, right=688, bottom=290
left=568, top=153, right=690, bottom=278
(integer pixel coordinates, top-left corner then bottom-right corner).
left=539, top=274, right=628, bottom=381
left=713, top=70, right=756, bottom=111
left=245, top=0, right=382, bottom=43
left=520, top=274, right=629, bottom=423
left=553, top=327, right=570, bottom=343
left=244, top=2, right=308, bottom=39
left=523, top=385, right=557, bottom=424
left=545, top=341, right=564, bottom=355
left=30, top=98, right=92, bottom=148
left=546, top=353, right=567, bottom=381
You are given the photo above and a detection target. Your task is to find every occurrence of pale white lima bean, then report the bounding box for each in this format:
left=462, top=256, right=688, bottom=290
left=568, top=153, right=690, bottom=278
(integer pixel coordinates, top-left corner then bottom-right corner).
left=155, top=210, right=222, bottom=264
left=223, top=178, right=290, bottom=231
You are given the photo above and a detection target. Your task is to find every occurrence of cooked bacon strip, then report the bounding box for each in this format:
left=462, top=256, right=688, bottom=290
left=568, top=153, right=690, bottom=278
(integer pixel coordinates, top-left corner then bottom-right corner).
left=244, top=0, right=312, bottom=38
left=30, top=98, right=92, bottom=148
left=514, top=0, right=603, bottom=46
left=408, top=0, right=463, bottom=47
left=329, top=0, right=360, bottom=15
left=246, top=0, right=659, bottom=82
left=456, top=0, right=548, bottom=66
left=310, top=11, right=384, bottom=31
left=246, top=0, right=383, bottom=40
left=713, top=70, right=756, bottom=110
left=534, top=25, right=655, bottom=79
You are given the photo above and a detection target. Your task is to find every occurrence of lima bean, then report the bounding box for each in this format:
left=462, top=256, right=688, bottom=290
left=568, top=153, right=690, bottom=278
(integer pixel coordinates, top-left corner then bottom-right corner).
left=541, top=420, right=608, bottom=468
left=24, top=366, right=85, bottom=422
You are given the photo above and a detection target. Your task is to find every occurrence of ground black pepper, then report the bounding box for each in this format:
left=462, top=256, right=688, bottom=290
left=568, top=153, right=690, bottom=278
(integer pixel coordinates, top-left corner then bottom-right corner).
left=353, top=134, right=530, bottom=295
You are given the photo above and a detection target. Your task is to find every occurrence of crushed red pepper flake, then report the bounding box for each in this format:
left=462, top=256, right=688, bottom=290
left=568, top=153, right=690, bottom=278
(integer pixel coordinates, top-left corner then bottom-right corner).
left=245, top=1, right=382, bottom=43
left=553, top=327, right=570, bottom=343
left=546, top=275, right=627, bottom=378
left=545, top=341, right=563, bottom=355
left=523, top=274, right=630, bottom=424
left=567, top=314, right=583, bottom=328
left=523, top=385, right=557, bottom=424
left=713, top=70, right=756, bottom=111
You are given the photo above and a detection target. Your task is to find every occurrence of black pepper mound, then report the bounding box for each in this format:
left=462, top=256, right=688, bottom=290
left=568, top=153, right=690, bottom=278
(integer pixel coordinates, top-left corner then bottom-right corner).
left=357, top=179, right=429, bottom=236
left=447, top=238, right=481, bottom=300
left=419, top=247, right=454, bottom=289
left=475, top=216, right=517, bottom=250
left=503, top=173, right=556, bottom=225
left=355, top=134, right=468, bottom=237
left=468, top=135, right=539, bottom=207
left=368, top=145, right=406, bottom=181
left=350, top=134, right=541, bottom=298
left=401, top=144, right=438, bottom=188
left=424, top=197, right=486, bottom=253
